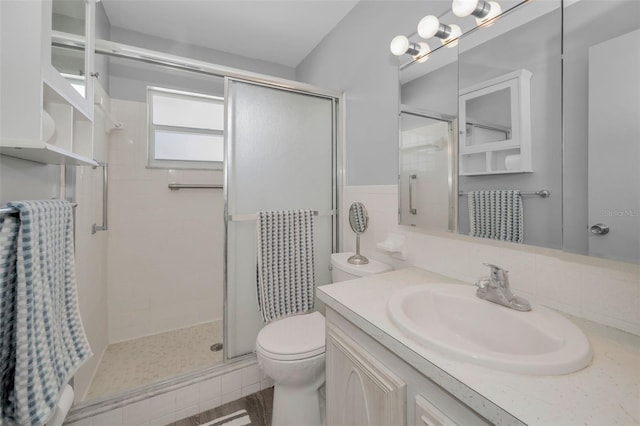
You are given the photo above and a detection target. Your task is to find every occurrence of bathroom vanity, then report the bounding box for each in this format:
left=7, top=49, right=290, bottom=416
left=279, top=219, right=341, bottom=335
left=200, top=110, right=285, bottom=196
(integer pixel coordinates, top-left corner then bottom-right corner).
left=318, top=268, right=640, bottom=425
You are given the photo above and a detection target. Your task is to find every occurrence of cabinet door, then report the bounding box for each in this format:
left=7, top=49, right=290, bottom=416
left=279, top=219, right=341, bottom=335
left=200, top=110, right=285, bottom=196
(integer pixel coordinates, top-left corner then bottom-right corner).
left=414, top=395, right=457, bottom=426
left=326, top=323, right=406, bottom=426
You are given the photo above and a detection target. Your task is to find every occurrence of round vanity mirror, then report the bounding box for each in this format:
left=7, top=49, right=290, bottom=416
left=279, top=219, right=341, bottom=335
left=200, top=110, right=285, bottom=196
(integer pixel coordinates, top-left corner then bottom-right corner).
left=349, top=202, right=368, bottom=234
left=348, top=202, right=369, bottom=265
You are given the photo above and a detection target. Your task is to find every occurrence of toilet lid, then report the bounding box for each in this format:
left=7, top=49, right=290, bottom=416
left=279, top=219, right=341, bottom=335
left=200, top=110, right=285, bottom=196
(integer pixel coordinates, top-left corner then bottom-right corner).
left=256, top=312, right=325, bottom=360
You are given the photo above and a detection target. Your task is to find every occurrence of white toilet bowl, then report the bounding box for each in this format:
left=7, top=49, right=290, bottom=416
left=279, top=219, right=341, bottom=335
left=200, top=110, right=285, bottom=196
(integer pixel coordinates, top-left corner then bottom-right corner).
left=256, top=254, right=391, bottom=426
left=256, top=311, right=326, bottom=426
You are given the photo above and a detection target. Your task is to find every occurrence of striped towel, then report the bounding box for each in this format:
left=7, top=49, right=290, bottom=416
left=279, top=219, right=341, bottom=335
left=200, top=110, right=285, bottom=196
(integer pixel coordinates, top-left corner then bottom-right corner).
left=468, top=190, right=524, bottom=243
left=0, top=200, right=92, bottom=426
left=256, top=210, right=315, bottom=323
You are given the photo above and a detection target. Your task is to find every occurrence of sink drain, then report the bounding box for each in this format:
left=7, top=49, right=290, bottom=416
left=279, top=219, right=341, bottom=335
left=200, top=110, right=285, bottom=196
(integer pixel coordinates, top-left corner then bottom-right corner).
left=210, top=343, right=223, bottom=352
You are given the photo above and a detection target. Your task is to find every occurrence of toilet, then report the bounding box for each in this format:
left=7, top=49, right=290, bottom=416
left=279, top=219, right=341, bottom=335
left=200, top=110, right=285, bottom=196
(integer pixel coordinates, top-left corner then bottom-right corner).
left=256, top=252, right=392, bottom=426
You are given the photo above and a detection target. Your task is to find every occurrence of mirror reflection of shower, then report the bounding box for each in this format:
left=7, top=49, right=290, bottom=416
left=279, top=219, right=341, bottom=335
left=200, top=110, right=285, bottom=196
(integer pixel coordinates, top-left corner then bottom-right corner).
left=348, top=202, right=369, bottom=265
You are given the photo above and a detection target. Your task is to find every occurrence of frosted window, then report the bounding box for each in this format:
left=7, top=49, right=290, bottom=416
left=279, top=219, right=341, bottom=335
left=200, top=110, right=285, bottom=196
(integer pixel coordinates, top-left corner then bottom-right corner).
left=152, top=94, right=224, bottom=130
left=147, top=86, right=224, bottom=169
left=154, top=131, right=223, bottom=162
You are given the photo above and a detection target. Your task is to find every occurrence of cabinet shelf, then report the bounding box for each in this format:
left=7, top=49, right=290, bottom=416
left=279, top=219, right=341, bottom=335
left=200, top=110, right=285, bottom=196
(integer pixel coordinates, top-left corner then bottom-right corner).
left=459, top=140, right=520, bottom=155
left=460, top=168, right=532, bottom=176
left=0, top=141, right=98, bottom=166
left=0, top=0, right=96, bottom=167
left=458, top=69, right=532, bottom=176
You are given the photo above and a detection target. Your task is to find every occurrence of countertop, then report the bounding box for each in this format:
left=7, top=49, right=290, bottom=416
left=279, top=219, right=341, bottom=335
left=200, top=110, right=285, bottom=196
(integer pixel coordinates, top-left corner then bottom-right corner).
left=317, top=267, right=640, bottom=425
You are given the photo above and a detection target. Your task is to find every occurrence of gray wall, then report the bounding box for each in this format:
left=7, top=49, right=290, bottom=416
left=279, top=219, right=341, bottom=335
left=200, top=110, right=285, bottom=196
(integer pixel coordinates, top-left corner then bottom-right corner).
left=296, top=1, right=450, bottom=185
left=107, top=27, right=295, bottom=102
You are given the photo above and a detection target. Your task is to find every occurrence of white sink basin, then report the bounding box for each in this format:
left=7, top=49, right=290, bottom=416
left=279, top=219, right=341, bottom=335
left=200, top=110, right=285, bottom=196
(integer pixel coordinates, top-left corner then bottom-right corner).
left=387, top=284, right=592, bottom=375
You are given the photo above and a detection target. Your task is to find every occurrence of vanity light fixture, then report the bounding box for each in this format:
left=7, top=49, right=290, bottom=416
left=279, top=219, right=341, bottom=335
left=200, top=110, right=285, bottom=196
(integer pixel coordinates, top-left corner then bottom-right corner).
left=390, top=35, right=431, bottom=63
left=417, top=15, right=462, bottom=48
left=451, top=0, right=502, bottom=27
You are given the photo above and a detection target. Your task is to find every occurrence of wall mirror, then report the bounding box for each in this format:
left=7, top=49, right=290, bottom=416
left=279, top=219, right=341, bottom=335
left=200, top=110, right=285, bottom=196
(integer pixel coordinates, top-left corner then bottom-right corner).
left=51, top=0, right=88, bottom=97
left=398, top=0, right=640, bottom=263
left=563, top=0, right=639, bottom=263
left=457, top=3, right=562, bottom=249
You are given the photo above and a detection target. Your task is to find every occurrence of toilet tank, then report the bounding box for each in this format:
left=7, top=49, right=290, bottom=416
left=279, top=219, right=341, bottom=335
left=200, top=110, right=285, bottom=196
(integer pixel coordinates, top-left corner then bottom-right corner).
left=330, top=253, right=392, bottom=283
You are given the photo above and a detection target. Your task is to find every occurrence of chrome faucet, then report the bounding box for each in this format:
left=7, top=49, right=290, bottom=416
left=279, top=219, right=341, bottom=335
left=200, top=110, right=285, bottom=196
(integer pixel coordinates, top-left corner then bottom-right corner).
left=475, top=263, right=531, bottom=312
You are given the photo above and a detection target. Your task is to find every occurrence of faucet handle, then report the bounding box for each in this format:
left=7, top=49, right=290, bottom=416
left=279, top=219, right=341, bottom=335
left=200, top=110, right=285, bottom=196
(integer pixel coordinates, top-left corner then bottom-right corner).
left=482, top=262, right=506, bottom=271
left=482, top=262, right=507, bottom=276
left=482, top=263, right=510, bottom=287
left=474, top=277, right=490, bottom=289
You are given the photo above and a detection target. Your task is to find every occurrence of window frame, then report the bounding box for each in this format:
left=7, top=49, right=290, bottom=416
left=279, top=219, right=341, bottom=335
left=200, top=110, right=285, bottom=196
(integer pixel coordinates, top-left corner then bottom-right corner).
left=147, top=86, right=225, bottom=170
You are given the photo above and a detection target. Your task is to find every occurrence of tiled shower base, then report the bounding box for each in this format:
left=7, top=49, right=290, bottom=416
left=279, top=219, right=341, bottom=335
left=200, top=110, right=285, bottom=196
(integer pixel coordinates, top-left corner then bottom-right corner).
left=86, top=320, right=224, bottom=400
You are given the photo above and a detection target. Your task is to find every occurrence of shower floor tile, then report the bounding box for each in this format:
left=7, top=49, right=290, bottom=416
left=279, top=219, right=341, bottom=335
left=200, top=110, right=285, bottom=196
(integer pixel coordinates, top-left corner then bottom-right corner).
left=86, top=320, right=223, bottom=400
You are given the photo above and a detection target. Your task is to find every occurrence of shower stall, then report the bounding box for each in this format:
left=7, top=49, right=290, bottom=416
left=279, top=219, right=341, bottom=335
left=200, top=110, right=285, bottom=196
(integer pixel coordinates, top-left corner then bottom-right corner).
left=63, top=35, right=341, bottom=409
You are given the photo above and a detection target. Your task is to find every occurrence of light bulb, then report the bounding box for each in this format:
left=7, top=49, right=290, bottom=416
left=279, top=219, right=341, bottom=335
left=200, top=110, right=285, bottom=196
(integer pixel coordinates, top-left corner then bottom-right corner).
left=476, top=1, right=502, bottom=27
left=417, top=15, right=440, bottom=39
left=413, top=42, right=431, bottom=63
left=452, top=0, right=479, bottom=17
left=390, top=35, right=410, bottom=56
left=441, top=24, right=462, bottom=48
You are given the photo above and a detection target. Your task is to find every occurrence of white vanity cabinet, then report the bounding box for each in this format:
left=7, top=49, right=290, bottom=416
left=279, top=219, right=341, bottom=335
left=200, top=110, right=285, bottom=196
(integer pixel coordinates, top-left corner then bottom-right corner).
left=0, top=0, right=98, bottom=166
left=326, top=322, right=406, bottom=426
left=325, top=308, right=491, bottom=426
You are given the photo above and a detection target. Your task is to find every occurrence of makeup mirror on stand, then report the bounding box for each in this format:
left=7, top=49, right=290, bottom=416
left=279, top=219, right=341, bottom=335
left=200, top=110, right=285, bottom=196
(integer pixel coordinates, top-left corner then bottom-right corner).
left=348, top=202, right=369, bottom=265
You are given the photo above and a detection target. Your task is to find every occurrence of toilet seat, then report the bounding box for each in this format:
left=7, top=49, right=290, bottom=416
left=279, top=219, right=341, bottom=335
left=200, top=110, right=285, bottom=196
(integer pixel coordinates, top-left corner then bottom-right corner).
left=256, top=311, right=325, bottom=361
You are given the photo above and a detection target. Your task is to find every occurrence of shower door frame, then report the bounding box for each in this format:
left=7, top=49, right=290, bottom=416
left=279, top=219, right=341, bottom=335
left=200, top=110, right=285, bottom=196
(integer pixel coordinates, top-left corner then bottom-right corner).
left=54, top=32, right=344, bottom=417
left=222, top=76, right=342, bottom=362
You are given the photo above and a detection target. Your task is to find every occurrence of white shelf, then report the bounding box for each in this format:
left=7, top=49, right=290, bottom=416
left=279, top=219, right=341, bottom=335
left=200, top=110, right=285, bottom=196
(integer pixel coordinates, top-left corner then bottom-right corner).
left=459, top=140, right=520, bottom=155
left=0, top=141, right=98, bottom=166
left=0, top=0, right=97, bottom=167
left=460, top=169, right=532, bottom=176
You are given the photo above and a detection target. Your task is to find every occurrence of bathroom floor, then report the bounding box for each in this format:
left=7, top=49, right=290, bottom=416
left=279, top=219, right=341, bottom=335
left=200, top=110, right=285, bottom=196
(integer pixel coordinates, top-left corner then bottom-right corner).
left=86, top=320, right=224, bottom=400
left=170, top=387, right=273, bottom=426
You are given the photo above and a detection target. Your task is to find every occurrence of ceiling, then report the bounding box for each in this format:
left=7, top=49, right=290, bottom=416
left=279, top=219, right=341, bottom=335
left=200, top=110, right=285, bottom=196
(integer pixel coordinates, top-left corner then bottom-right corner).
left=101, top=0, right=360, bottom=68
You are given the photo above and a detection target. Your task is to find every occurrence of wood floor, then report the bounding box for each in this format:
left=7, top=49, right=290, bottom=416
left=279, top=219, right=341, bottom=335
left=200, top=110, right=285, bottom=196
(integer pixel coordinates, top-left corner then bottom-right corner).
left=170, top=387, right=274, bottom=426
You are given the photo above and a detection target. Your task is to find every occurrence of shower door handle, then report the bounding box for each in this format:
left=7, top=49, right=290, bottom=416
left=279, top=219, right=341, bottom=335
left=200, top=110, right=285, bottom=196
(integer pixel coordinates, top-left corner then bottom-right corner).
left=92, top=162, right=108, bottom=234
left=409, top=174, right=417, bottom=215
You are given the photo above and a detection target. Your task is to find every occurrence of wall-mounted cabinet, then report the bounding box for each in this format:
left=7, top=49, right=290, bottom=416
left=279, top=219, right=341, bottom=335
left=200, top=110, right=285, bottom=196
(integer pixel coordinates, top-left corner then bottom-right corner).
left=458, top=69, right=532, bottom=176
left=0, top=0, right=97, bottom=166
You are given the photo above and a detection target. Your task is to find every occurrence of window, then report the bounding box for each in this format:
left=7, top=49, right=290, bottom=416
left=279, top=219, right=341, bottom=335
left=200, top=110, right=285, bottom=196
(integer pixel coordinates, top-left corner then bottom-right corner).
left=148, top=87, right=224, bottom=169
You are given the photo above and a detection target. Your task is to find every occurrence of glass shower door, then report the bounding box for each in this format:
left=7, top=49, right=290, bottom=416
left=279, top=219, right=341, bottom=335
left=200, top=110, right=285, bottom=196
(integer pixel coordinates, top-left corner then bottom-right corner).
left=224, top=79, right=336, bottom=359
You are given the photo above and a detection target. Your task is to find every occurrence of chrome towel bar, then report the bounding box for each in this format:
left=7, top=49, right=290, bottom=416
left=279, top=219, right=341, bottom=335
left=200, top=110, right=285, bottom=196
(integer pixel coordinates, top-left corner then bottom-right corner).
left=168, top=183, right=224, bottom=190
left=459, top=189, right=550, bottom=198
left=229, top=209, right=335, bottom=222
left=0, top=202, right=78, bottom=216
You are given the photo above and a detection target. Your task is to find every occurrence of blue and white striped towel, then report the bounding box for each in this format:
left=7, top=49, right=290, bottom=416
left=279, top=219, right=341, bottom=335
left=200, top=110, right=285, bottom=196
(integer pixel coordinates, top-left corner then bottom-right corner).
left=0, top=200, right=92, bottom=426
left=468, top=190, right=524, bottom=243
left=256, top=210, right=315, bottom=323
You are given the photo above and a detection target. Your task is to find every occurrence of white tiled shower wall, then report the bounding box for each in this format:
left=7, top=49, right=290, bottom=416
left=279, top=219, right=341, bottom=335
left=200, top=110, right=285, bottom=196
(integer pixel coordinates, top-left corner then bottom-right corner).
left=343, top=185, right=640, bottom=336
left=107, top=99, right=224, bottom=342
